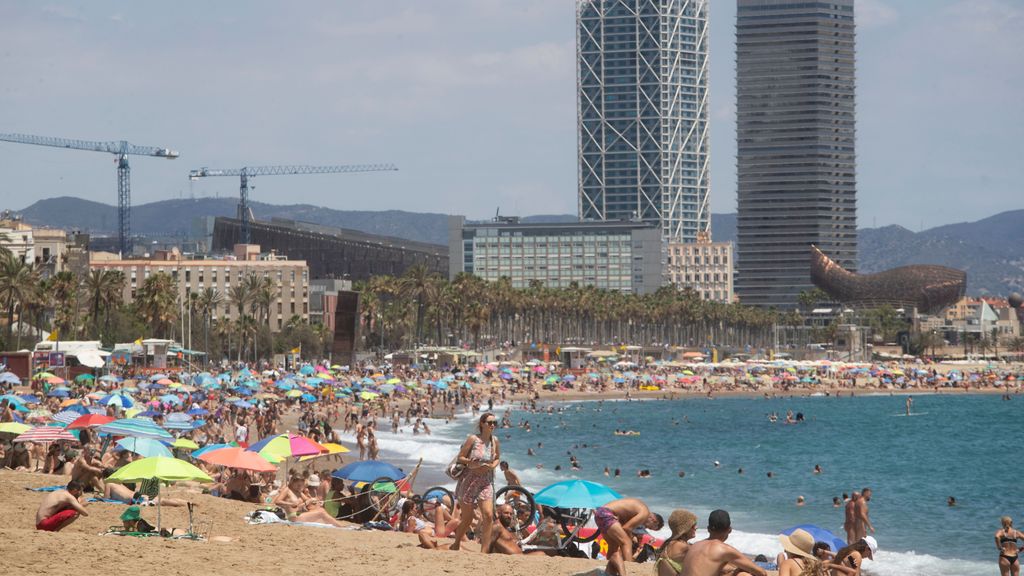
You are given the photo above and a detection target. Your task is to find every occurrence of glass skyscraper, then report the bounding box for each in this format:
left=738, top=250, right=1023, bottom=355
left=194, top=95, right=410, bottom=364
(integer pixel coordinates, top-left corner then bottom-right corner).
left=577, top=0, right=710, bottom=243
left=734, top=0, right=858, bottom=309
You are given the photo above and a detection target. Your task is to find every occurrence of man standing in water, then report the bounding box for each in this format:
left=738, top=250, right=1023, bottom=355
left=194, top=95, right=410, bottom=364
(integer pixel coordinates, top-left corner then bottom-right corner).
left=906, top=395, right=913, bottom=416
left=678, top=510, right=767, bottom=576
left=844, top=492, right=861, bottom=543
left=856, top=487, right=875, bottom=541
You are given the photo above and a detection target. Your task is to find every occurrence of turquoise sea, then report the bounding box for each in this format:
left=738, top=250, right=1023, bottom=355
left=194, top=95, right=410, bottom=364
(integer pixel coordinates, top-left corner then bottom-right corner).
left=358, top=393, right=1017, bottom=576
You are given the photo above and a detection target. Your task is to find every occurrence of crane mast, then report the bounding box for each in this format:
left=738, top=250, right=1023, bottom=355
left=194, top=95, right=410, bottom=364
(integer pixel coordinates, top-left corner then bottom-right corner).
left=0, top=133, right=179, bottom=255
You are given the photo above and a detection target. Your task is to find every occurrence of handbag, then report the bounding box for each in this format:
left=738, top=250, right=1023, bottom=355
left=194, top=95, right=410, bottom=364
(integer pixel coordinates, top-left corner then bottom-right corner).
left=445, top=456, right=466, bottom=480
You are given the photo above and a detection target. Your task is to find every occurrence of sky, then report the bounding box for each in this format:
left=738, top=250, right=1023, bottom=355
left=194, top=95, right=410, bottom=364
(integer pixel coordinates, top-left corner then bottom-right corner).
left=1, top=0, right=1021, bottom=229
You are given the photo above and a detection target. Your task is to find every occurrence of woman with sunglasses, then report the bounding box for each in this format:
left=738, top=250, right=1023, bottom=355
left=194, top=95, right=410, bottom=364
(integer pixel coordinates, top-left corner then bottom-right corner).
left=450, top=412, right=501, bottom=552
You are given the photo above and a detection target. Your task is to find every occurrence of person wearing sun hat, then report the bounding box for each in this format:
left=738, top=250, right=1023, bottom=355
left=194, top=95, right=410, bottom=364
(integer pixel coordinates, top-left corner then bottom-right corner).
left=835, top=535, right=878, bottom=574
left=777, top=528, right=822, bottom=575
left=656, top=509, right=697, bottom=575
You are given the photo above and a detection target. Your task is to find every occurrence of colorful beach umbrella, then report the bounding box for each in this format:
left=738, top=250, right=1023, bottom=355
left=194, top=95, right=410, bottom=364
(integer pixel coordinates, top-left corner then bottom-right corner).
left=0, top=422, right=31, bottom=435
left=108, top=456, right=212, bottom=483
left=66, top=414, right=115, bottom=429
left=97, top=418, right=174, bottom=441
left=298, top=442, right=351, bottom=462
left=13, top=426, right=79, bottom=444
left=534, top=480, right=622, bottom=509
left=171, top=438, right=200, bottom=450
left=246, top=433, right=326, bottom=459
left=198, top=447, right=278, bottom=472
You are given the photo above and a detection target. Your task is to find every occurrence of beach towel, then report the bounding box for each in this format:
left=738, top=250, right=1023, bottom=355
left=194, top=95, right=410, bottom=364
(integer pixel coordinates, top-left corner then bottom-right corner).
left=87, top=497, right=131, bottom=504
left=27, top=485, right=66, bottom=492
left=245, top=510, right=350, bottom=530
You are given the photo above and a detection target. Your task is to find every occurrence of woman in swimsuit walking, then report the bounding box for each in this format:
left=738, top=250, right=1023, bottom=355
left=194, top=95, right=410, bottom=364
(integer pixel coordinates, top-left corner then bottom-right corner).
left=997, top=516, right=1023, bottom=576
left=450, top=412, right=500, bottom=552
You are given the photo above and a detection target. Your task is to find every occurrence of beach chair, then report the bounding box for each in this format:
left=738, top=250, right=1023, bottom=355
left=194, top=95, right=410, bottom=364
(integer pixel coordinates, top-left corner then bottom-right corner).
left=518, top=508, right=594, bottom=558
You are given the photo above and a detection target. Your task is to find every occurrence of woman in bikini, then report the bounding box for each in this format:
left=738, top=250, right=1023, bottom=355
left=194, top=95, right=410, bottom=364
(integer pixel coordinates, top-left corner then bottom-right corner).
left=997, top=516, right=1024, bottom=576
left=272, top=475, right=346, bottom=527
left=449, top=412, right=500, bottom=552
left=778, top=529, right=826, bottom=576
left=657, top=509, right=697, bottom=576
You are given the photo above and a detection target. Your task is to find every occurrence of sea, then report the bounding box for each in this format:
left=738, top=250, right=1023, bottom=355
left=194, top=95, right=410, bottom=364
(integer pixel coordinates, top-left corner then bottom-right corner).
left=346, top=392, right=1016, bottom=576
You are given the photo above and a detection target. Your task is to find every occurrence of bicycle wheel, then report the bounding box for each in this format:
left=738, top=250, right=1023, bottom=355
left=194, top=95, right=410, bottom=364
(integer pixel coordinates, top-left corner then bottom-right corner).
left=494, top=484, right=536, bottom=535
left=558, top=508, right=599, bottom=543
left=418, top=486, right=455, bottom=516
left=364, top=476, right=401, bottom=518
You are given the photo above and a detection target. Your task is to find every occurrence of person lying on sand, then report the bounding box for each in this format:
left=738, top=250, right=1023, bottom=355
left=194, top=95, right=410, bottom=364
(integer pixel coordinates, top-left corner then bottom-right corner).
left=102, top=478, right=189, bottom=507
left=36, top=479, right=89, bottom=532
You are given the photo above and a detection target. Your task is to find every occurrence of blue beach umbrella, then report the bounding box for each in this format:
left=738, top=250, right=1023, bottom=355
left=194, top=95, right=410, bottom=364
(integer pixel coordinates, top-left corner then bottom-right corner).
left=97, top=418, right=174, bottom=441
left=191, top=442, right=236, bottom=458
left=331, top=460, right=405, bottom=483
left=20, top=394, right=42, bottom=404
left=300, top=393, right=318, bottom=403
left=187, top=408, right=210, bottom=417
left=299, top=365, right=315, bottom=376
left=780, top=524, right=846, bottom=553
left=117, top=437, right=173, bottom=458
left=534, top=480, right=622, bottom=509
left=0, top=372, right=21, bottom=385
left=159, top=394, right=183, bottom=405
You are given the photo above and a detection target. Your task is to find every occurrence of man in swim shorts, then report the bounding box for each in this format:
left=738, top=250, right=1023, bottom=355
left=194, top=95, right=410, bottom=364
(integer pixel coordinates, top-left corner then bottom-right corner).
left=35, top=480, right=89, bottom=532
left=594, top=497, right=664, bottom=576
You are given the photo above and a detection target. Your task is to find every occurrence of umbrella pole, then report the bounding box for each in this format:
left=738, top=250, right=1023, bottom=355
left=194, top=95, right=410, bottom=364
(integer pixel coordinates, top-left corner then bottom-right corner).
left=157, top=482, right=162, bottom=533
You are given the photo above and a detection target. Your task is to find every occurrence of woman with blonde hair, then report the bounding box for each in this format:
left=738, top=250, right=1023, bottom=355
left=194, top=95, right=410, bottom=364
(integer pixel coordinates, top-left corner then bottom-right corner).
left=449, top=412, right=500, bottom=552
left=997, top=516, right=1023, bottom=576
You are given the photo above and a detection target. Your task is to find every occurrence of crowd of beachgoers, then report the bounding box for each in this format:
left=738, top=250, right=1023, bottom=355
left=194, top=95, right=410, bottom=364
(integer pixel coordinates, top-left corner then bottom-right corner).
left=1, top=356, right=1022, bottom=575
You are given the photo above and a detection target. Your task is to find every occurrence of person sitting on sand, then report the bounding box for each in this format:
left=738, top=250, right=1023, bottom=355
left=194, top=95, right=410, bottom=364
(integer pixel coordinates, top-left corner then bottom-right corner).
left=71, top=447, right=105, bottom=492
left=677, top=509, right=767, bottom=576
left=657, top=509, right=697, bottom=576
left=593, top=497, right=665, bottom=575
left=833, top=537, right=877, bottom=576
left=273, top=474, right=347, bottom=527
left=778, top=528, right=826, bottom=576
left=35, top=479, right=89, bottom=532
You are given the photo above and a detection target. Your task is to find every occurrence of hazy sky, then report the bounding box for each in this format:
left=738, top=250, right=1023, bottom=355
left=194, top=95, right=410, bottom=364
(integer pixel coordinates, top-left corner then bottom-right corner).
left=1, top=1, right=1021, bottom=229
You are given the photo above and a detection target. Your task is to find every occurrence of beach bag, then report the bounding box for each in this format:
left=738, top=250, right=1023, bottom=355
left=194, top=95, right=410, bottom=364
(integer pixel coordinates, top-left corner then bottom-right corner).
left=445, top=455, right=466, bottom=480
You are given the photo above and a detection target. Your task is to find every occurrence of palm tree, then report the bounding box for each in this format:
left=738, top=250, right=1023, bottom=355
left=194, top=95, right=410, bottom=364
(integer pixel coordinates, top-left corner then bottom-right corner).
left=0, top=252, right=39, bottom=347
left=396, top=264, right=442, bottom=347
left=84, top=269, right=126, bottom=340
left=50, top=271, right=82, bottom=339
left=135, top=272, right=178, bottom=339
left=195, top=287, right=223, bottom=365
left=228, top=282, right=254, bottom=361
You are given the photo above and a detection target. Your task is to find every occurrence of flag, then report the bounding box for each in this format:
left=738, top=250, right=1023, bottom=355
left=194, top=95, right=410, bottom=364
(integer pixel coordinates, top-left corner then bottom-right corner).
left=290, top=346, right=301, bottom=355
left=47, top=330, right=59, bottom=342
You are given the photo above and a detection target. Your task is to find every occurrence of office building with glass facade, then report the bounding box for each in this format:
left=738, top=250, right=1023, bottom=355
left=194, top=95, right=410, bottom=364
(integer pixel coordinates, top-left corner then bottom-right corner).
left=448, top=216, right=663, bottom=294
left=577, top=0, right=710, bottom=243
left=734, top=0, right=858, bottom=310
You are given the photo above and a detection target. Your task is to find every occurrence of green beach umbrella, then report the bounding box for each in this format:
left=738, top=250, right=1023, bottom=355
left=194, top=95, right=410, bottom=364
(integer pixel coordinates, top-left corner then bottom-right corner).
left=75, top=374, right=96, bottom=383
left=171, top=438, right=200, bottom=450
left=108, top=456, right=211, bottom=532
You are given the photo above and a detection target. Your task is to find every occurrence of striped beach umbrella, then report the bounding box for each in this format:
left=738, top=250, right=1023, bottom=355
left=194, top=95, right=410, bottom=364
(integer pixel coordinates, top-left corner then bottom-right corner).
left=246, top=433, right=326, bottom=459
left=14, top=426, right=79, bottom=444
left=52, top=410, right=81, bottom=425
left=97, top=418, right=174, bottom=441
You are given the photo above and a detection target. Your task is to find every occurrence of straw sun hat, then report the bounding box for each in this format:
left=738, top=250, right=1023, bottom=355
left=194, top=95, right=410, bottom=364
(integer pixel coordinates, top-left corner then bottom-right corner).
left=668, top=509, right=697, bottom=541
left=778, top=528, right=815, bottom=558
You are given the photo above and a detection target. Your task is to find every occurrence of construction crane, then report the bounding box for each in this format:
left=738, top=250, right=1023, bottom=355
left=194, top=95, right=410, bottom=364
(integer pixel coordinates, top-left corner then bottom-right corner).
left=0, top=132, right=179, bottom=255
left=188, top=164, right=398, bottom=243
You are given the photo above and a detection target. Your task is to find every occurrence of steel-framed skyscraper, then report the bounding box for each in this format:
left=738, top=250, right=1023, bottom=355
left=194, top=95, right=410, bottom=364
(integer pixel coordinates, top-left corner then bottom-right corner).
left=577, top=0, right=710, bottom=243
left=734, top=0, right=858, bottom=309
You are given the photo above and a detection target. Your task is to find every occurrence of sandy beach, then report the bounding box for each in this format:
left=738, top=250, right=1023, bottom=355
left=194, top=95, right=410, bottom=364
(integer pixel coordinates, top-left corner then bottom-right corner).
left=1, top=469, right=611, bottom=576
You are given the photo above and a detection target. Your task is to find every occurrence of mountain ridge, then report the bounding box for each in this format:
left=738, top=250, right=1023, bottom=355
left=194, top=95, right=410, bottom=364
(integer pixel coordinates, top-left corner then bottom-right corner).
left=12, top=197, right=1022, bottom=296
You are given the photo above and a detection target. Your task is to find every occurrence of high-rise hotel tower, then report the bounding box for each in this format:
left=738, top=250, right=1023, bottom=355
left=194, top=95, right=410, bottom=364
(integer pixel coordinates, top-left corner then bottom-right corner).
left=735, top=0, right=858, bottom=309
left=577, top=0, right=710, bottom=243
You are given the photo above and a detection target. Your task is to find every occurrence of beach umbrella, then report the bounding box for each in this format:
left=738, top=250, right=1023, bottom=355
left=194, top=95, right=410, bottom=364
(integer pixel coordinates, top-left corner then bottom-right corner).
left=233, top=400, right=254, bottom=409
left=97, top=418, right=174, bottom=441
left=20, top=394, right=42, bottom=404
left=66, top=414, right=114, bottom=429
left=99, top=374, right=121, bottom=382
left=298, top=442, right=351, bottom=462
left=0, top=372, right=20, bottom=385
left=299, top=365, right=315, bottom=376
left=33, top=371, right=56, bottom=380
left=247, top=433, right=326, bottom=459
left=780, top=524, right=846, bottom=553
left=331, top=460, right=405, bottom=483
left=0, top=422, right=31, bottom=435
left=186, top=408, right=209, bottom=417
left=116, top=437, right=173, bottom=458
left=534, top=480, right=622, bottom=509
left=159, top=394, right=183, bottom=405
left=198, top=446, right=278, bottom=472
left=50, top=408, right=78, bottom=424
left=26, top=408, right=54, bottom=422
left=14, top=425, right=79, bottom=444
left=190, top=442, right=236, bottom=458
left=300, top=393, right=318, bottom=403
left=75, top=374, right=96, bottom=383
left=285, top=389, right=302, bottom=398
left=101, top=394, right=134, bottom=409
left=47, top=388, right=70, bottom=398
left=171, top=438, right=200, bottom=450
left=108, top=456, right=213, bottom=531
